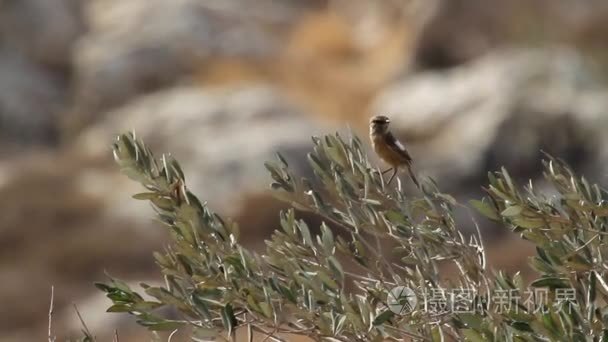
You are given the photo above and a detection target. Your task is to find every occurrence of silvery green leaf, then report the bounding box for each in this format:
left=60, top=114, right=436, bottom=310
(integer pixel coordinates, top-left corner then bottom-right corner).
left=372, top=310, right=394, bottom=326
left=469, top=199, right=499, bottom=220
left=221, top=304, right=237, bottom=336
left=327, top=256, right=344, bottom=284
left=530, top=277, right=569, bottom=288
left=298, top=220, right=314, bottom=248
left=594, top=271, right=608, bottom=296
left=138, top=320, right=185, bottom=331
left=316, top=270, right=339, bottom=291
left=320, top=222, right=335, bottom=255
left=132, top=192, right=158, bottom=200
left=501, top=205, right=523, bottom=217
left=308, top=153, right=330, bottom=180
left=192, top=327, right=220, bottom=341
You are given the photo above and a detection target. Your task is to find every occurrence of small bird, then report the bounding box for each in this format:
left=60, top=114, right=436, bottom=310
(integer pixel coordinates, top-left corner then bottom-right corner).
left=369, top=115, right=420, bottom=187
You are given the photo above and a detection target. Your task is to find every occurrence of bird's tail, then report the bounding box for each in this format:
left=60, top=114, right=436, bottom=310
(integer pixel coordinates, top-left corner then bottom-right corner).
left=407, top=164, right=420, bottom=189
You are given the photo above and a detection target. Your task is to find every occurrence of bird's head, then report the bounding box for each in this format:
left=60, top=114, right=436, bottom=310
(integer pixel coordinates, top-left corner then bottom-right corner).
left=369, top=115, right=391, bottom=135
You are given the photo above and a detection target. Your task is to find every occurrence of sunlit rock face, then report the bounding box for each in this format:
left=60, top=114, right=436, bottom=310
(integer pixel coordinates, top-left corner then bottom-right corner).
left=0, top=52, right=64, bottom=148
left=76, top=85, right=328, bottom=215
left=0, top=0, right=84, bottom=68
left=69, top=0, right=326, bottom=131
left=373, top=48, right=608, bottom=186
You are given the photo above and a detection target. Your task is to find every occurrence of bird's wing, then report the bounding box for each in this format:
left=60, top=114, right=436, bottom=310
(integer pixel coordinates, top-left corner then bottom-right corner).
left=386, top=132, right=413, bottom=162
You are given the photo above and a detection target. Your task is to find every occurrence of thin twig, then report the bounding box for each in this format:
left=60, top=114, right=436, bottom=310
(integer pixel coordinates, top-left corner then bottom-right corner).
left=567, top=234, right=599, bottom=258
left=113, top=330, right=119, bottom=342
left=577, top=226, right=608, bottom=236
left=261, top=326, right=279, bottom=342
left=73, top=303, right=95, bottom=341
left=383, top=325, right=428, bottom=341
left=344, top=270, right=383, bottom=283
left=252, top=326, right=286, bottom=342
left=455, top=201, right=487, bottom=271
left=168, top=329, right=178, bottom=342
left=246, top=314, right=253, bottom=342
left=48, top=285, right=55, bottom=342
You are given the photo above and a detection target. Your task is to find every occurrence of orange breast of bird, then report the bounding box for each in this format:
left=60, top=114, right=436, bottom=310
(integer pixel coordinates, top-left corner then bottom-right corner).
left=371, top=135, right=409, bottom=167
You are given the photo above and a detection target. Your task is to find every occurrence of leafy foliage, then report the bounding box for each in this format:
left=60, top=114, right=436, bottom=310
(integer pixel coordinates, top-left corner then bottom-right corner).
left=97, top=132, right=608, bottom=341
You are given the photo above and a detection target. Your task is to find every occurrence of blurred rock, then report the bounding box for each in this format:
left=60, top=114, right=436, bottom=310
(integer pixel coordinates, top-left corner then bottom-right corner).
left=277, top=9, right=415, bottom=123
left=0, top=152, right=167, bottom=341
left=68, top=0, right=325, bottom=134
left=0, top=51, right=65, bottom=148
left=412, top=0, right=512, bottom=69
left=373, top=48, right=608, bottom=188
left=76, top=85, right=327, bottom=215
left=0, top=0, right=84, bottom=69
left=413, top=0, right=608, bottom=69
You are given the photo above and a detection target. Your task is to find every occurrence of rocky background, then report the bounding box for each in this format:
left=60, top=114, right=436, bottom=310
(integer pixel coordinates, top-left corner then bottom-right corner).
left=2, top=0, right=608, bottom=340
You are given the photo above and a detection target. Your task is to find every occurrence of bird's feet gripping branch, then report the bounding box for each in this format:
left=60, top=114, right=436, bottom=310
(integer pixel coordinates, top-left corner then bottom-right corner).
left=369, top=115, right=420, bottom=188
